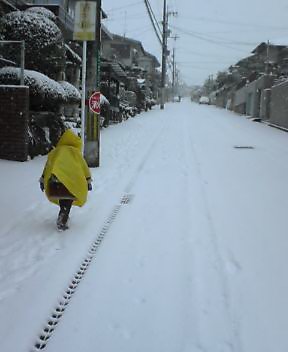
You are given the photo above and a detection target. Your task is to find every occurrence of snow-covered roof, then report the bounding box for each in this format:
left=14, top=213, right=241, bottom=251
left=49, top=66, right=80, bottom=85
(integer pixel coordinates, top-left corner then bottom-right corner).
left=269, top=38, right=288, bottom=46
left=101, top=60, right=127, bottom=80
left=102, top=24, right=113, bottom=40
left=65, top=44, right=82, bottom=64
left=111, top=34, right=146, bottom=55
left=252, top=40, right=288, bottom=54
left=143, top=51, right=161, bottom=67
left=0, top=57, right=16, bottom=67
left=137, top=78, right=145, bottom=84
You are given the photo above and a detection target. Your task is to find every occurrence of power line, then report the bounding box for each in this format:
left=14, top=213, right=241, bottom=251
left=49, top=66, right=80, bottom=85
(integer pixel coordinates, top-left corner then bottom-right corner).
left=178, top=60, right=232, bottom=65
left=171, top=24, right=259, bottom=46
left=143, top=0, right=162, bottom=45
left=178, top=15, right=288, bottom=31
left=177, top=46, right=237, bottom=59
left=170, top=25, right=251, bottom=52
left=146, top=0, right=162, bottom=37
left=106, top=1, right=143, bottom=13
left=106, top=12, right=150, bottom=22
left=126, top=27, right=153, bottom=36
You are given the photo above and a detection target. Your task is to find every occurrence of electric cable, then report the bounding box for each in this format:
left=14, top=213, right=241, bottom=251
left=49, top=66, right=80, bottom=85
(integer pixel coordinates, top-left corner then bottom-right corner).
left=143, top=0, right=162, bottom=45
left=106, top=1, right=143, bottom=13
left=145, top=0, right=162, bottom=37
left=178, top=15, right=288, bottom=31
left=171, top=24, right=259, bottom=46
left=170, top=25, right=252, bottom=53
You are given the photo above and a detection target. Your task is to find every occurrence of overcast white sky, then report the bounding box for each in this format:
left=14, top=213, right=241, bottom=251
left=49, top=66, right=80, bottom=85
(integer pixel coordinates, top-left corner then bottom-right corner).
left=103, top=0, right=288, bottom=86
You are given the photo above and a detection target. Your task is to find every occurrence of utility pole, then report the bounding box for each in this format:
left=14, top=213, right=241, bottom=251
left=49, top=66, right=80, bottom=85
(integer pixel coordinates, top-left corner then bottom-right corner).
left=160, top=0, right=167, bottom=109
left=84, top=0, right=101, bottom=167
left=124, top=10, right=127, bottom=37
left=265, top=40, right=270, bottom=74
left=20, top=40, right=25, bottom=86
left=171, top=34, right=179, bottom=99
left=172, top=47, right=175, bottom=92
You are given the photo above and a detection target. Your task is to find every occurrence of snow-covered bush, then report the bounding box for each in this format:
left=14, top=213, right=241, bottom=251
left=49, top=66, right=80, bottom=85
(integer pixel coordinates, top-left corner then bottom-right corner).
left=0, top=66, right=67, bottom=110
left=29, top=111, right=66, bottom=157
left=59, top=81, right=81, bottom=104
left=0, top=10, right=65, bottom=78
left=25, top=7, right=56, bottom=22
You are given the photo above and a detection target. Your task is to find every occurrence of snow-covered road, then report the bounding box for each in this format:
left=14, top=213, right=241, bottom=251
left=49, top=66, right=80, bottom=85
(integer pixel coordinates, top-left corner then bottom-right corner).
left=1, top=99, right=288, bottom=351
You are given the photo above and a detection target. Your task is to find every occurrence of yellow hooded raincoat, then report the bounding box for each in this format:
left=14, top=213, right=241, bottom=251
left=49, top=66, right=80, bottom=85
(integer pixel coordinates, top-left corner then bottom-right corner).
left=43, top=129, right=91, bottom=207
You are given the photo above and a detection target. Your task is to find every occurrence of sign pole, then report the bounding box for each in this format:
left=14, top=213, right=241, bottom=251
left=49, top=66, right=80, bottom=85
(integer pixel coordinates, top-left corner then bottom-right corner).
left=20, top=40, right=25, bottom=86
left=84, top=0, right=101, bottom=167
left=73, top=1, right=97, bottom=158
left=81, top=40, right=87, bottom=154
left=94, top=0, right=101, bottom=167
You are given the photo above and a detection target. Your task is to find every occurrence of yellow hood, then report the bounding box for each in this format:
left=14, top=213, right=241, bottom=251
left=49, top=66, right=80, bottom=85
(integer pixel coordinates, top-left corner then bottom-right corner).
left=42, top=129, right=91, bottom=207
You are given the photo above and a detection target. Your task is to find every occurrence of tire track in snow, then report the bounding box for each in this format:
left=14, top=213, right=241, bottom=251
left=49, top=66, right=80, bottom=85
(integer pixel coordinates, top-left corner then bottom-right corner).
left=182, top=110, right=243, bottom=352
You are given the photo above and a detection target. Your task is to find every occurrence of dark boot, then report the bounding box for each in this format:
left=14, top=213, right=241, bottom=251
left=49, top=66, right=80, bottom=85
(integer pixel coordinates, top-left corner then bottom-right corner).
left=57, top=199, right=73, bottom=230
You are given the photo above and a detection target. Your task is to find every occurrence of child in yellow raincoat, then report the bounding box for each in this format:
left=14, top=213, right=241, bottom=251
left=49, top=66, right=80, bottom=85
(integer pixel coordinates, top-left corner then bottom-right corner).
left=40, top=129, right=92, bottom=230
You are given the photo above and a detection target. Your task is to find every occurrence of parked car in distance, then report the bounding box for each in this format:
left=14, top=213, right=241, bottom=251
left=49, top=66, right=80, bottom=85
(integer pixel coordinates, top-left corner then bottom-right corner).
left=199, top=96, right=210, bottom=105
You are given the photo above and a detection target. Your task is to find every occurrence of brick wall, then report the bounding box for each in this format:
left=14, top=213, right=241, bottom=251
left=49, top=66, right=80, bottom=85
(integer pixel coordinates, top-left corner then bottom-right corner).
left=0, top=85, right=29, bottom=161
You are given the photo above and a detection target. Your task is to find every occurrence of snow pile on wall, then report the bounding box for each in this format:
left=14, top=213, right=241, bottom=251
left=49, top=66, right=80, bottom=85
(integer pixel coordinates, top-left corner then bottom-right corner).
left=59, top=81, right=81, bottom=103
left=0, top=67, right=66, bottom=110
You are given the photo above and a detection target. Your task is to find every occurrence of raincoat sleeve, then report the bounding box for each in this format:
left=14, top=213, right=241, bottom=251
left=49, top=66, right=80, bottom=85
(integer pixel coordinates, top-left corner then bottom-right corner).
left=80, top=156, right=92, bottom=180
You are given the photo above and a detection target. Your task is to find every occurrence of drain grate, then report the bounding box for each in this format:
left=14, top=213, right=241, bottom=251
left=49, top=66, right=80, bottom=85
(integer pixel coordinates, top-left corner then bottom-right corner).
left=234, top=145, right=254, bottom=149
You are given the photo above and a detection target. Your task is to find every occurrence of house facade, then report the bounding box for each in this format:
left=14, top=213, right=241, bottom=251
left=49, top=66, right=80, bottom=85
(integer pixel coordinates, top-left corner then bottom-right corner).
left=102, top=34, right=160, bottom=97
left=102, top=34, right=146, bottom=68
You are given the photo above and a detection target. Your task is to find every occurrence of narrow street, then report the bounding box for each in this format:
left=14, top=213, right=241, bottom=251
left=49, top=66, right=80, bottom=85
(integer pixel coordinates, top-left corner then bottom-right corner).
left=1, top=100, right=288, bottom=351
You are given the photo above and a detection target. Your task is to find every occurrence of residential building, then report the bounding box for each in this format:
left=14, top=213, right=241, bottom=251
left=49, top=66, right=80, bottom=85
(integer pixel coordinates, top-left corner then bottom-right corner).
left=102, top=33, right=160, bottom=97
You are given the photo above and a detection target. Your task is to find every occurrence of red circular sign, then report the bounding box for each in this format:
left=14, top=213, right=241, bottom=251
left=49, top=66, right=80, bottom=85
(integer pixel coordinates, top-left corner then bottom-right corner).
left=89, top=91, right=101, bottom=114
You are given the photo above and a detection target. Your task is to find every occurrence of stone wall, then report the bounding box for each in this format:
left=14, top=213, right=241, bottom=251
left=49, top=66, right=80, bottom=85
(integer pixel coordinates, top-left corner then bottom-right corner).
left=0, top=85, right=29, bottom=161
left=233, top=75, right=275, bottom=118
left=270, top=80, right=288, bottom=129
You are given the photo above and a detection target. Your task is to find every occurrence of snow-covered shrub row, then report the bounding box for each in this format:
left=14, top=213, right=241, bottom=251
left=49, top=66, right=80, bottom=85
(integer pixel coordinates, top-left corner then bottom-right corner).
left=0, top=67, right=81, bottom=110
left=0, top=67, right=67, bottom=110
left=0, top=10, right=65, bottom=77
left=59, top=81, right=81, bottom=103
left=25, top=7, right=57, bottom=22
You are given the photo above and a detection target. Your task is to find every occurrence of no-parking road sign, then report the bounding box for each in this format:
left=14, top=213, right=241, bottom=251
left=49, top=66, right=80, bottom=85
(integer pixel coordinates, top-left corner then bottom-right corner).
left=89, top=91, right=101, bottom=114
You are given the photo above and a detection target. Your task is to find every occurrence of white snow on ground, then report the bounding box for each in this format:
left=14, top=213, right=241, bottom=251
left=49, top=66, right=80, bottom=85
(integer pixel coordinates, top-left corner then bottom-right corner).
left=1, top=99, right=288, bottom=351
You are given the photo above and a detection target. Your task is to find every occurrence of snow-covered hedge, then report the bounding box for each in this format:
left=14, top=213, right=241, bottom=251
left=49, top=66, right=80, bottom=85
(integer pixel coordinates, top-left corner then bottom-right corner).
left=59, top=81, right=81, bottom=103
left=0, top=10, right=65, bottom=77
left=0, top=67, right=67, bottom=110
left=25, top=7, right=57, bottom=22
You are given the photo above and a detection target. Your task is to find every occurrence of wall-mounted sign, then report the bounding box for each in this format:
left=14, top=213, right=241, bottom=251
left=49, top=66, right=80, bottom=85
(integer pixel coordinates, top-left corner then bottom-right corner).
left=73, top=1, right=96, bottom=41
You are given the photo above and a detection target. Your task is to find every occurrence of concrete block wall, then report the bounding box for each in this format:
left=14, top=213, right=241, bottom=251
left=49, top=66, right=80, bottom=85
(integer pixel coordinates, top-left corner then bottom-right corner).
left=270, top=81, right=288, bottom=129
left=0, top=85, right=29, bottom=161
